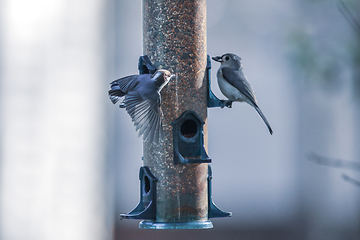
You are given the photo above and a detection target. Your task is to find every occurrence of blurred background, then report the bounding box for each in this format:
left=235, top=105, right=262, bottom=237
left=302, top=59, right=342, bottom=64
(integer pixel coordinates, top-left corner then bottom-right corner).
left=1, top=0, right=360, bottom=239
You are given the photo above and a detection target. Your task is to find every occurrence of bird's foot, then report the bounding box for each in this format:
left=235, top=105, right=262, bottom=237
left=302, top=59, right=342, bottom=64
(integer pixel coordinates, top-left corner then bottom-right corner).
left=220, top=100, right=233, bottom=108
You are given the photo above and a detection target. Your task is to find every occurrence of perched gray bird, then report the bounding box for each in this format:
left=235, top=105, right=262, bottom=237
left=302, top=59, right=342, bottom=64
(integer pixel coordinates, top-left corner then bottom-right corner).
left=212, top=53, right=273, bottom=135
left=108, top=69, right=173, bottom=142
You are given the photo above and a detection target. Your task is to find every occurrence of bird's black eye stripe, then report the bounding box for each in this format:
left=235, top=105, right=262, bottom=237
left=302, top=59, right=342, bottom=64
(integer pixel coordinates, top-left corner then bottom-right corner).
left=225, top=56, right=230, bottom=61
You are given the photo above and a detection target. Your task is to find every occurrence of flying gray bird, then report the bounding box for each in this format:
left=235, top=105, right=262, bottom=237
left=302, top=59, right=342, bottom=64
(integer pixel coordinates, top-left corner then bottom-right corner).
left=108, top=69, right=173, bottom=142
left=212, top=53, right=273, bottom=135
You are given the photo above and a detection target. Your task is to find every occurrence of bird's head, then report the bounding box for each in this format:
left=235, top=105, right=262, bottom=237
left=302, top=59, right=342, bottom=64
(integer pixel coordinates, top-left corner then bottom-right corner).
left=152, top=69, right=174, bottom=92
left=212, top=53, right=241, bottom=69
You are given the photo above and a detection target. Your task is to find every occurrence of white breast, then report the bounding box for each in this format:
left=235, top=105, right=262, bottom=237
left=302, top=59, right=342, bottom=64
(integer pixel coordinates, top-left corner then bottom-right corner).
left=217, top=69, right=247, bottom=102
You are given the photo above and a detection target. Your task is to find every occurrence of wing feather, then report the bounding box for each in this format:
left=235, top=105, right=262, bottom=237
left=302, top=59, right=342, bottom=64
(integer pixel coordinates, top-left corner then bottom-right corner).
left=222, top=67, right=273, bottom=134
left=222, top=67, right=258, bottom=107
left=124, top=92, right=162, bottom=142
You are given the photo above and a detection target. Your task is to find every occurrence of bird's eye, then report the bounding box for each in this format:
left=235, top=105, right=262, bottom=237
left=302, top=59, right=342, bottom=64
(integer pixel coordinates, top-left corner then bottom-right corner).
left=225, top=56, right=230, bottom=61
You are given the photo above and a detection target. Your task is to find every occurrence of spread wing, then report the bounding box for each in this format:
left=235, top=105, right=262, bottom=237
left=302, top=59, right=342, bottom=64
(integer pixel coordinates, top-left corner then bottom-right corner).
left=124, top=92, right=163, bottom=142
left=222, top=67, right=258, bottom=107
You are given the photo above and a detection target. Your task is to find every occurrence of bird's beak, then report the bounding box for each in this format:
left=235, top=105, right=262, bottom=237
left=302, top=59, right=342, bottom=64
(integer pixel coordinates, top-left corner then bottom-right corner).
left=212, top=56, right=223, bottom=62
left=169, top=74, right=176, bottom=81
left=164, top=74, right=175, bottom=83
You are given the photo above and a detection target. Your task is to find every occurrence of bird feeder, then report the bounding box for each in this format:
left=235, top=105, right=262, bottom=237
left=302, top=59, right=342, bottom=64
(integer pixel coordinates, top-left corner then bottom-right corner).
left=119, top=0, right=231, bottom=229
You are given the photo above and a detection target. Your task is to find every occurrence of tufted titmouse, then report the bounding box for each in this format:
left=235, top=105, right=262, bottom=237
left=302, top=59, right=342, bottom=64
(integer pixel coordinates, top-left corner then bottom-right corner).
left=108, top=69, right=174, bottom=142
left=212, top=53, right=273, bottom=135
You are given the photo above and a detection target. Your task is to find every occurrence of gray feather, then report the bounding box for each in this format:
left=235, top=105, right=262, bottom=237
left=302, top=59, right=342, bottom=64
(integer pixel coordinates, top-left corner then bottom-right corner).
left=254, top=106, right=273, bottom=135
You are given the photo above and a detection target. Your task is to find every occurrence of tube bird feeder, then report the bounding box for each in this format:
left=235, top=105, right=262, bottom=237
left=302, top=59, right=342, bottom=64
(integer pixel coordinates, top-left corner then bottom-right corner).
left=119, top=0, right=231, bottom=229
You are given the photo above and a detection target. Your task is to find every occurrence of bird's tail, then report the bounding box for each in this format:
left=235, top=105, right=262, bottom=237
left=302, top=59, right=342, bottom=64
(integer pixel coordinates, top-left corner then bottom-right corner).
left=108, top=89, right=124, bottom=104
left=108, top=76, right=135, bottom=104
left=108, top=81, right=126, bottom=104
left=254, top=106, right=273, bottom=135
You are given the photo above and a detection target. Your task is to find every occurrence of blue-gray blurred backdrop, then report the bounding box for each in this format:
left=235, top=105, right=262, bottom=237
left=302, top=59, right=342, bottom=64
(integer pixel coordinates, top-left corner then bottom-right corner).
left=1, top=0, right=359, bottom=239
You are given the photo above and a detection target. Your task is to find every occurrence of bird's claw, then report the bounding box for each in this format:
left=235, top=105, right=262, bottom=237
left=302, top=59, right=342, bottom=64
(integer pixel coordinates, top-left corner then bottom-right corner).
left=220, top=100, right=233, bottom=108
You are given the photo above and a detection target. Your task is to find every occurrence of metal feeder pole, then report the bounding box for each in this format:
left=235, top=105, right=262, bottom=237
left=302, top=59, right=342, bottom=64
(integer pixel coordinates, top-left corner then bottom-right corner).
left=142, top=0, right=209, bottom=229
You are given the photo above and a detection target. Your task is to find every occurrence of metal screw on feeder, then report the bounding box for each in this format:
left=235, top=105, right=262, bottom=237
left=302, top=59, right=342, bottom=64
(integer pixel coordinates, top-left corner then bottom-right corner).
left=113, top=0, right=232, bottom=229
